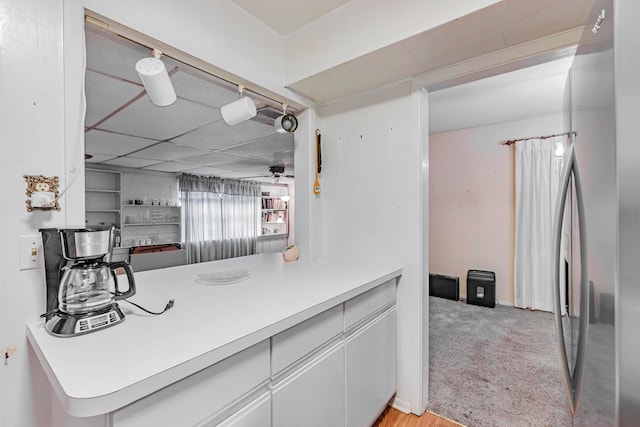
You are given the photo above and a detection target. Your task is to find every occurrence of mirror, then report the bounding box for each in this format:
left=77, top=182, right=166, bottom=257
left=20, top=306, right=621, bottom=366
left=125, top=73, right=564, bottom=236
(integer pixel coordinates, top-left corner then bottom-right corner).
left=83, top=21, right=295, bottom=261
left=84, top=21, right=296, bottom=180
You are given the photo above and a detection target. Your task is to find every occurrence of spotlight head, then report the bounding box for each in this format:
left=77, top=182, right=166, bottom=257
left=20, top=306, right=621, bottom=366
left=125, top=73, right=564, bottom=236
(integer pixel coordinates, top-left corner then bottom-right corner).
left=274, top=114, right=298, bottom=133
left=221, top=96, right=257, bottom=126
left=135, top=57, right=177, bottom=107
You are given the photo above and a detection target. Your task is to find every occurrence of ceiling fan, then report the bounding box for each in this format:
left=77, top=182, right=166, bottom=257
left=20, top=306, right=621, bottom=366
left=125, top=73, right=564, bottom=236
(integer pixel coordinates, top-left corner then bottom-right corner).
left=244, top=165, right=294, bottom=183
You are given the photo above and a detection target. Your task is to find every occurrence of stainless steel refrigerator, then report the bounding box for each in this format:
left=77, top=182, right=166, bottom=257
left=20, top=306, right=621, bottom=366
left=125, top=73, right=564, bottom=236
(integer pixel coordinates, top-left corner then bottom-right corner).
left=553, top=0, right=640, bottom=425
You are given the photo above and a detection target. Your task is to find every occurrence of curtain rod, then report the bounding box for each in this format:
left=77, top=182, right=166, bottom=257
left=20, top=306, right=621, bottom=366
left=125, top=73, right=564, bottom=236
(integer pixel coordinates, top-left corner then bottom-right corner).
left=501, top=131, right=576, bottom=146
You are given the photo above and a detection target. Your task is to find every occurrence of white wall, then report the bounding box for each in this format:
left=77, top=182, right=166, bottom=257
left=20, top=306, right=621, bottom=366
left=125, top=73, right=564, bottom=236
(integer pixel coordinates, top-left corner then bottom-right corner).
left=1, top=0, right=300, bottom=425
left=318, top=82, right=426, bottom=412
left=1, top=1, right=82, bottom=425
left=429, top=113, right=565, bottom=305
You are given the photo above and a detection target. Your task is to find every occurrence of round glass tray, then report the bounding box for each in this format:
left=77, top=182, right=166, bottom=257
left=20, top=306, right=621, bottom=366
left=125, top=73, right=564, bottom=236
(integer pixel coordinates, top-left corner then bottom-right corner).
left=194, top=269, right=250, bottom=285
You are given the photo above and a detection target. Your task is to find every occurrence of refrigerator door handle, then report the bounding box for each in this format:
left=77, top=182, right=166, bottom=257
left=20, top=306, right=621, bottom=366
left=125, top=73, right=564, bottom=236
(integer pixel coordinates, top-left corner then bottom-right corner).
left=552, top=142, right=590, bottom=415
left=571, top=139, right=590, bottom=415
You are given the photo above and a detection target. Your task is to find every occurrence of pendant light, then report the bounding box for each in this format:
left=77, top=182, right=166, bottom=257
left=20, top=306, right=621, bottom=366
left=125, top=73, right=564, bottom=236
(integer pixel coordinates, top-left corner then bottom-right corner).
left=221, top=85, right=257, bottom=125
left=135, top=49, right=177, bottom=107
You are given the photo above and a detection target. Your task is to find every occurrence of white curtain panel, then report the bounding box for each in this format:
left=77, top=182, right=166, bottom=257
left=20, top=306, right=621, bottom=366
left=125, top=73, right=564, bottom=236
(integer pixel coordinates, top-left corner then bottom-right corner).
left=179, top=174, right=260, bottom=264
left=514, top=136, right=565, bottom=312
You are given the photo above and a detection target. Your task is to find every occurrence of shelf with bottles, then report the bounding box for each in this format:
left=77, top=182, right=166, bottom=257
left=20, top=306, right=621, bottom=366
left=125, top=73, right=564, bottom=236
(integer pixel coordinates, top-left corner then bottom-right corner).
left=122, top=205, right=181, bottom=225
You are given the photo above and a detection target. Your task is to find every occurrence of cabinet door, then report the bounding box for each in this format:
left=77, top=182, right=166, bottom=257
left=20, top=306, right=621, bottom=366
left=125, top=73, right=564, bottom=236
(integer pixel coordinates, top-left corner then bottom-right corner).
left=345, top=307, right=397, bottom=427
left=208, top=392, right=270, bottom=427
left=272, top=343, right=345, bottom=427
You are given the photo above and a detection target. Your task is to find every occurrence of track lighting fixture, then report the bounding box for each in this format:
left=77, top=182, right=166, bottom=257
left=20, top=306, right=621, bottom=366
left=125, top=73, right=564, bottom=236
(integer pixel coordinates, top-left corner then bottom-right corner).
left=274, top=103, right=298, bottom=134
left=221, top=85, right=257, bottom=125
left=135, top=49, right=177, bottom=107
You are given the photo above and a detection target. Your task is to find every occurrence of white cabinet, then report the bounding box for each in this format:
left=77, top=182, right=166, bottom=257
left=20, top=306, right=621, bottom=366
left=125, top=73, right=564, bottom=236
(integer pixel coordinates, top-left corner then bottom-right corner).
left=204, top=392, right=271, bottom=427
left=272, top=342, right=345, bottom=427
left=112, top=341, right=270, bottom=427
left=345, top=307, right=397, bottom=427
left=344, top=279, right=397, bottom=427
left=74, top=282, right=396, bottom=427
left=271, top=305, right=342, bottom=375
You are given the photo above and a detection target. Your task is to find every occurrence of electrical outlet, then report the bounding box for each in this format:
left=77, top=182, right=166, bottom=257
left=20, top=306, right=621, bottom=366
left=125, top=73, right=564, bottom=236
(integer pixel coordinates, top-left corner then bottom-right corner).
left=19, top=235, right=44, bottom=270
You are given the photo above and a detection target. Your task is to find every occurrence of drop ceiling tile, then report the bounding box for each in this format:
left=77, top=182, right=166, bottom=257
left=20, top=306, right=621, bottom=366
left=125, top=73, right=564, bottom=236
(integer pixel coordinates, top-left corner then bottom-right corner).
left=259, top=150, right=294, bottom=166
left=287, top=57, right=383, bottom=104
left=501, top=0, right=592, bottom=47
left=85, top=129, right=159, bottom=156
left=224, top=133, right=294, bottom=158
left=172, top=119, right=276, bottom=150
left=185, top=166, right=257, bottom=179
left=456, top=3, right=506, bottom=57
left=102, top=157, right=163, bottom=168
left=142, top=161, right=201, bottom=173
left=85, top=26, right=153, bottom=83
left=212, top=158, right=275, bottom=173
left=402, top=29, right=452, bottom=72
left=435, top=21, right=473, bottom=64
left=85, top=71, right=144, bottom=127
left=172, top=69, right=240, bottom=108
left=361, top=43, right=424, bottom=85
left=97, top=97, right=219, bottom=141
left=85, top=153, right=118, bottom=163
left=128, top=142, right=210, bottom=161
left=178, top=151, right=249, bottom=166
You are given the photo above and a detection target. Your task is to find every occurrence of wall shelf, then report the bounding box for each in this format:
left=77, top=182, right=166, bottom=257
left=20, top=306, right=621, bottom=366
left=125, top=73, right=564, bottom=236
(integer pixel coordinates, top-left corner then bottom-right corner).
left=85, top=169, right=122, bottom=233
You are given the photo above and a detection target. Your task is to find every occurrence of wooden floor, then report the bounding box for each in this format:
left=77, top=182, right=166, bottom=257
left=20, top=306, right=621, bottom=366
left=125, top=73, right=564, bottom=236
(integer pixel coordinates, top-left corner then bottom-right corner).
left=373, top=406, right=465, bottom=427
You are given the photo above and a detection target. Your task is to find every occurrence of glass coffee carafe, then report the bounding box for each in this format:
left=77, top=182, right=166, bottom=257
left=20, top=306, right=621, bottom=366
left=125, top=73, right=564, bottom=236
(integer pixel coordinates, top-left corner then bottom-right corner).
left=41, top=226, right=136, bottom=337
left=58, top=259, right=135, bottom=315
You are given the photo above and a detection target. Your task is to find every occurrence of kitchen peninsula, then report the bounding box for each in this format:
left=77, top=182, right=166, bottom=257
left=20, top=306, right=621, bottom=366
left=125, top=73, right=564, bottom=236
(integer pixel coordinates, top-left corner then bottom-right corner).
left=27, top=253, right=401, bottom=427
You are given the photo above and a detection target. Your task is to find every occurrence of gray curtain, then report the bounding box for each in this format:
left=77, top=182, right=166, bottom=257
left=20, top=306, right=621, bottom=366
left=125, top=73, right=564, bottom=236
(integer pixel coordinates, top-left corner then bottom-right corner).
left=179, top=174, right=261, bottom=264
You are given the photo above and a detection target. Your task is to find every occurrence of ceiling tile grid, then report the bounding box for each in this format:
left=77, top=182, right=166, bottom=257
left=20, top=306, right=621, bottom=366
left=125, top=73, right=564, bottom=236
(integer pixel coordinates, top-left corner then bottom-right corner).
left=85, top=24, right=294, bottom=181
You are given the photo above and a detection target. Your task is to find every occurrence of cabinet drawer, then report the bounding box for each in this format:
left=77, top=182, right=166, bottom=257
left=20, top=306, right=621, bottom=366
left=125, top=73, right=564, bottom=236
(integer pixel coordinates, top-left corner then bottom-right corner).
left=344, top=279, right=395, bottom=330
left=112, top=340, right=270, bottom=427
left=271, top=304, right=342, bottom=376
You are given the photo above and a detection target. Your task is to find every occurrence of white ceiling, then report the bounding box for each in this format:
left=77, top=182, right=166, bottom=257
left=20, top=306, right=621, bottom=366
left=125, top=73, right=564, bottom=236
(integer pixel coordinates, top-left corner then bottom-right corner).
left=84, top=25, right=295, bottom=180
left=86, top=0, right=594, bottom=177
left=231, top=0, right=352, bottom=36
left=269, top=0, right=593, bottom=103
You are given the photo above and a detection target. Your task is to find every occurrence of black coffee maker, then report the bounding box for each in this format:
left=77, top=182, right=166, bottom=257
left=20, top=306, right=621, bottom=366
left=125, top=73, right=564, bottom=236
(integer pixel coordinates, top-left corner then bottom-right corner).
left=40, top=227, right=136, bottom=337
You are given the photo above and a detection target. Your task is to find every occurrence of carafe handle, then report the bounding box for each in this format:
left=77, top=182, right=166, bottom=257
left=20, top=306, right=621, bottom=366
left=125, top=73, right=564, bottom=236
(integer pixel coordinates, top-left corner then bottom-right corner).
left=109, top=261, right=136, bottom=300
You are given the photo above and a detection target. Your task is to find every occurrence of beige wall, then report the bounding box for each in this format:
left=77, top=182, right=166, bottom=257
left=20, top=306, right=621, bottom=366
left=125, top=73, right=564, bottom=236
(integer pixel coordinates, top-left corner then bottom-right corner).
left=429, top=113, right=564, bottom=305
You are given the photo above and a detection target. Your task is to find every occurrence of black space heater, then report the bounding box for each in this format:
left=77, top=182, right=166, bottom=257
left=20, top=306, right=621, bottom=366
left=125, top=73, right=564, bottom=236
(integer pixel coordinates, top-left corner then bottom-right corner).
left=466, top=270, right=496, bottom=308
left=429, top=274, right=460, bottom=301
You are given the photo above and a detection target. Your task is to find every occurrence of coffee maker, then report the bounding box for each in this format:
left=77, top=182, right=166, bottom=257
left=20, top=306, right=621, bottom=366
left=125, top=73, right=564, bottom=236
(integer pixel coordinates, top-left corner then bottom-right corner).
left=40, top=226, right=136, bottom=337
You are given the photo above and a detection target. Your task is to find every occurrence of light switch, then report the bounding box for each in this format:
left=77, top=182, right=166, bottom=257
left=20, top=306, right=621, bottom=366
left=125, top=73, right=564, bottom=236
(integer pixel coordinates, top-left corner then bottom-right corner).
left=19, top=235, right=44, bottom=270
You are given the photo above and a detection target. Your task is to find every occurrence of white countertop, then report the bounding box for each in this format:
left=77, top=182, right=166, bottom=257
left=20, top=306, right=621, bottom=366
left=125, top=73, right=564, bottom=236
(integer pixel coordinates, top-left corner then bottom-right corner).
left=26, top=253, right=402, bottom=418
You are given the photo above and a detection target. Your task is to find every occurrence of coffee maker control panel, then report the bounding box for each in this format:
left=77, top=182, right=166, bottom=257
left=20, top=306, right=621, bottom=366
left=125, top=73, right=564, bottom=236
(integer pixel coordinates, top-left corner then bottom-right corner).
left=76, top=310, right=123, bottom=334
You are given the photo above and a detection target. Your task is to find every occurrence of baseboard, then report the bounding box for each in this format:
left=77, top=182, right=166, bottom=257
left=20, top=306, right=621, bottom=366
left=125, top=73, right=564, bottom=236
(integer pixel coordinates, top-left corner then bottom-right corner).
left=390, top=395, right=412, bottom=414
left=459, top=297, right=514, bottom=307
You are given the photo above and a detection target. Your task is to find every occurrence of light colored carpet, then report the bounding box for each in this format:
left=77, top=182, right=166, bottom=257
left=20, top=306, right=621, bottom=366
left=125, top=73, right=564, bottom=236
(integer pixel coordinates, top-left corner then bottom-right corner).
left=426, top=297, right=572, bottom=427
